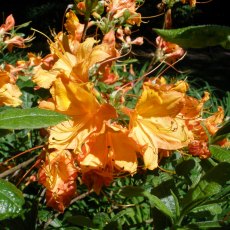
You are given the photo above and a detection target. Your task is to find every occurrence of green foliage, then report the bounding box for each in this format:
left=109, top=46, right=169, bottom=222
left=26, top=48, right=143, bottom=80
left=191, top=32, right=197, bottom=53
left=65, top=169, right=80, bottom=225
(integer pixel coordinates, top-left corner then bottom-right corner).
left=0, top=179, right=25, bottom=220
left=0, top=1, right=230, bottom=229
left=209, top=145, right=230, bottom=163
left=210, top=120, right=230, bottom=144
left=0, top=108, right=69, bottom=130
left=153, top=25, right=230, bottom=49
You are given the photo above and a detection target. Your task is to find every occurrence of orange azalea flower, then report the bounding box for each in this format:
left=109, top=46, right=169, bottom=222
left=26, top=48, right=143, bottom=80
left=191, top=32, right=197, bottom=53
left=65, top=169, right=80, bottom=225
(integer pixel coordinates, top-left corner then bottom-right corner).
left=33, top=37, right=114, bottom=86
left=0, top=14, right=15, bottom=33
left=99, top=30, right=120, bottom=84
left=102, top=30, right=120, bottom=62
left=105, top=0, right=141, bottom=26
left=100, top=65, right=119, bottom=84
left=205, top=106, right=225, bottom=135
left=38, top=149, right=78, bottom=212
left=4, top=36, right=26, bottom=51
left=81, top=169, right=113, bottom=195
left=4, top=34, right=34, bottom=52
left=181, top=91, right=210, bottom=119
left=80, top=122, right=140, bottom=193
left=0, top=70, right=22, bottom=107
left=38, top=78, right=117, bottom=152
left=188, top=140, right=211, bottom=159
left=183, top=94, right=225, bottom=143
left=64, top=10, right=85, bottom=42
left=156, top=36, right=185, bottom=63
left=116, top=27, right=143, bottom=47
left=127, top=80, right=193, bottom=169
left=71, top=38, right=112, bottom=82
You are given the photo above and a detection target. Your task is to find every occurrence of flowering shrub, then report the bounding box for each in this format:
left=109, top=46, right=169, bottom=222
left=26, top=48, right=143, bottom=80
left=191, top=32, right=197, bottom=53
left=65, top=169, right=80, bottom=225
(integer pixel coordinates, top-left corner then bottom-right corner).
left=0, top=1, right=230, bottom=229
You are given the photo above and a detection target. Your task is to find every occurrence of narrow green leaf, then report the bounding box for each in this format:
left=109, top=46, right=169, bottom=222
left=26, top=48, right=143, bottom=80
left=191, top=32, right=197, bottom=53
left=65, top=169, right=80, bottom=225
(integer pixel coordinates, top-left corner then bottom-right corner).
left=171, top=190, right=180, bottom=219
left=0, top=179, right=25, bottom=220
left=15, top=21, right=31, bottom=30
left=0, top=108, right=69, bottom=130
left=181, top=162, right=230, bottom=210
left=210, top=145, right=230, bottom=163
left=153, top=25, right=230, bottom=49
left=191, top=203, right=222, bottom=216
left=143, top=191, right=174, bottom=222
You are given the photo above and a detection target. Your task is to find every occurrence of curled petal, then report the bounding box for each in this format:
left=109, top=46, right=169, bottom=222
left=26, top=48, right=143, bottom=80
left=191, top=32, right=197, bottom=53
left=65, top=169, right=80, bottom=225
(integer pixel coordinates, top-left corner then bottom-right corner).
left=205, top=106, right=224, bottom=135
left=0, top=14, right=15, bottom=32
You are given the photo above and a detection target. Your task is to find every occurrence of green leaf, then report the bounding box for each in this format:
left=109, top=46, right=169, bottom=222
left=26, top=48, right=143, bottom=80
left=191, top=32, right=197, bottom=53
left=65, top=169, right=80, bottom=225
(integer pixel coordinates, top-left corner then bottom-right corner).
left=191, top=203, right=222, bottom=216
left=93, top=212, right=110, bottom=228
left=153, top=25, right=230, bottom=49
left=15, top=21, right=31, bottom=31
left=181, top=162, right=230, bottom=210
left=0, top=179, right=25, bottom=220
left=0, top=108, right=69, bottom=130
left=210, top=145, right=230, bottom=163
left=143, top=191, right=174, bottom=222
left=210, top=120, right=230, bottom=144
left=120, top=186, right=174, bottom=222
left=171, top=190, right=180, bottom=219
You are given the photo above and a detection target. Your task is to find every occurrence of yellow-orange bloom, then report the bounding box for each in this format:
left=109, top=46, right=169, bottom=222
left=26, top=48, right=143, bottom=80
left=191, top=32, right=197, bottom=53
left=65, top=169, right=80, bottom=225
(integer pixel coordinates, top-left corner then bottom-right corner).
left=105, top=0, right=141, bottom=26
left=39, top=78, right=117, bottom=152
left=0, top=14, right=15, bottom=33
left=205, top=106, right=225, bottom=135
left=80, top=122, right=140, bottom=193
left=181, top=91, right=210, bottom=119
left=0, top=70, right=22, bottom=107
left=64, top=10, right=85, bottom=42
left=38, top=149, right=78, bottom=212
left=182, top=90, right=224, bottom=144
left=128, top=80, right=193, bottom=169
left=33, top=37, right=114, bottom=86
left=188, top=140, right=211, bottom=159
left=156, top=36, right=185, bottom=63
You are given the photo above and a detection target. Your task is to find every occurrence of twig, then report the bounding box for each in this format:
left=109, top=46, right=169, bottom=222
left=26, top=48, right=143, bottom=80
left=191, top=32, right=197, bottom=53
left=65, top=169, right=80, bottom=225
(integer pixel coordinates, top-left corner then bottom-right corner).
left=2, top=145, right=43, bottom=165
left=0, top=155, right=38, bottom=178
left=70, top=189, right=94, bottom=204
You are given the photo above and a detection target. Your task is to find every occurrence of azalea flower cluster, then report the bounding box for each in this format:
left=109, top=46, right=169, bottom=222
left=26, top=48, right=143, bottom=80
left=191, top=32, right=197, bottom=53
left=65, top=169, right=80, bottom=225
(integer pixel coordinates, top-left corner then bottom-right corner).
left=0, top=15, right=34, bottom=107
left=29, top=1, right=228, bottom=212
left=0, top=14, right=33, bottom=52
left=0, top=1, right=227, bottom=212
